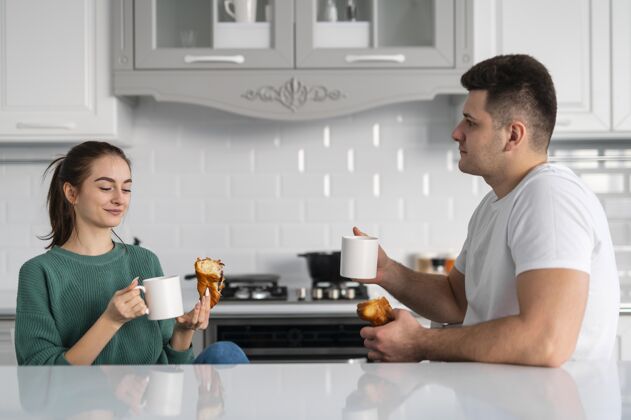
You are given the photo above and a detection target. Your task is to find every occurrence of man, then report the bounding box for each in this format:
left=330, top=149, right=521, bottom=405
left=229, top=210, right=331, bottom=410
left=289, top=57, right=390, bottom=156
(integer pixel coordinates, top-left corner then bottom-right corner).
left=357, top=54, right=619, bottom=367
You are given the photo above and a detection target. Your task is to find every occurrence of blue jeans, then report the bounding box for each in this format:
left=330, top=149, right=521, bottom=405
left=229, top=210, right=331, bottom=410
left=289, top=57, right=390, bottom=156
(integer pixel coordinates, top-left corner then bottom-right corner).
left=193, top=341, right=249, bottom=364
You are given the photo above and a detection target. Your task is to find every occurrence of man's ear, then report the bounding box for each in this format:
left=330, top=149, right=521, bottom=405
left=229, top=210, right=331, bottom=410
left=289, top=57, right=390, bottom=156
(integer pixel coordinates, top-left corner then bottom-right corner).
left=504, top=121, right=526, bottom=151
left=63, top=182, right=77, bottom=205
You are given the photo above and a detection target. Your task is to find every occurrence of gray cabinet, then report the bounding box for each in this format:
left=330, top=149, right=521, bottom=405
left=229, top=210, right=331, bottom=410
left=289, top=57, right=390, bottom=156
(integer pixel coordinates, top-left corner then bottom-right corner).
left=114, top=0, right=474, bottom=120
left=296, top=0, right=456, bottom=69
left=134, top=0, right=294, bottom=69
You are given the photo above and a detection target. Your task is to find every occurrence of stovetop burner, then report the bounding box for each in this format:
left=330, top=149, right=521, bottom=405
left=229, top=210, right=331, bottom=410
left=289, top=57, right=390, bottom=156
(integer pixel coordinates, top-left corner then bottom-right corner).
left=184, top=274, right=369, bottom=302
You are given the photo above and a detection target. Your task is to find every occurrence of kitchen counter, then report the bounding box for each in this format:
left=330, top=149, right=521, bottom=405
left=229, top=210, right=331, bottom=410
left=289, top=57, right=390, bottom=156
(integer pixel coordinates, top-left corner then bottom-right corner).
left=0, top=361, right=626, bottom=419
left=2, top=283, right=631, bottom=318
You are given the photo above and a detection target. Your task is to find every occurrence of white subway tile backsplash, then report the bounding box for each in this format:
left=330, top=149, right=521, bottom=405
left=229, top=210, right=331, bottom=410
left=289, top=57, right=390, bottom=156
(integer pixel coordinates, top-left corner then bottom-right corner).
left=154, top=147, right=204, bottom=174
left=179, top=174, right=229, bottom=198
left=379, top=222, right=429, bottom=251
left=131, top=174, right=179, bottom=198
left=154, top=200, right=205, bottom=224
left=0, top=251, right=6, bottom=276
left=305, top=198, right=352, bottom=222
left=330, top=174, right=373, bottom=198
left=0, top=174, right=31, bottom=198
left=379, top=124, right=429, bottom=149
left=304, top=147, right=348, bottom=173
left=580, top=173, right=625, bottom=194
left=280, top=224, right=328, bottom=249
left=603, top=198, right=631, bottom=219
left=608, top=222, right=631, bottom=246
left=124, top=200, right=155, bottom=225
left=353, top=148, right=399, bottom=173
left=231, top=174, right=278, bottom=198
left=255, top=148, right=301, bottom=173
left=405, top=197, right=452, bottom=222
left=0, top=201, right=7, bottom=223
left=4, top=100, right=631, bottom=295
left=230, top=224, right=278, bottom=248
left=255, top=251, right=310, bottom=285
left=379, top=173, right=423, bottom=198
left=0, top=224, right=30, bottom=247
left=180, top=225, right=228, bottom=249
left=127, top=225, right=179, bottom=249
left=206, top=250, right=257, bottom=274
left=281, top=174, right=325, bottom=198
left=256, top=199, right=303, bottom=222
left=206, top=199, right=254, bottom=222
left=355, top=198, right=401, bottom=221
left=205, top=150, right=253, bottom=173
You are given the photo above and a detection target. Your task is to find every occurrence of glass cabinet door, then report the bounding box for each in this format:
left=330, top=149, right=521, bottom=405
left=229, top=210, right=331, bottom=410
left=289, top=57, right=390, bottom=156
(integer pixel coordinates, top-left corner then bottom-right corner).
left=135, top=0, right=293, bottom=69
left=296, top=0, right=455, bottom=68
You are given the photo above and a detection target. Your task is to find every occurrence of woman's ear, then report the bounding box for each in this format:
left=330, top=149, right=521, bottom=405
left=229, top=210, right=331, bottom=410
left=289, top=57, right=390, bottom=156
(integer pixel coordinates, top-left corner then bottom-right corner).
left=63, top=182, right=77, bottom=205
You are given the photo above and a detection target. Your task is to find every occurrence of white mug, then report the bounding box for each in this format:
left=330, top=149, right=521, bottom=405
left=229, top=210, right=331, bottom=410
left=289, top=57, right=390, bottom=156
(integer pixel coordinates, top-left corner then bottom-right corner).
left=142, top=367, right=184, bottom=416
left=340, top=236, right=379, bottom=279
left=135, top=276, right=184, bottom=321
left=224, top=0, right=258, bottom=23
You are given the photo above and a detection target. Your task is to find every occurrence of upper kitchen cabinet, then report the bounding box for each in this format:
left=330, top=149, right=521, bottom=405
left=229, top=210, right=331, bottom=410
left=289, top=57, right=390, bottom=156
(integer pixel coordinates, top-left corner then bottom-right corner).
left=113, top=0, right=474, bottom=121
left=295, top=0, right=455, bottom=69
left=134, top=0, right=293, bottom=69
left=0, top=0, right=128, bottom=143
left=475, top=0, right=631, bottom=138
left=613, top=0, right=631, bottom=132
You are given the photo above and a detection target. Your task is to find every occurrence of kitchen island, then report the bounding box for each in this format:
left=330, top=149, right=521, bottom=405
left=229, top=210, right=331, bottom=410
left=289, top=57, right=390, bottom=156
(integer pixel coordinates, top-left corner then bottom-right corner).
left=0, top=361, right=626, bottom=419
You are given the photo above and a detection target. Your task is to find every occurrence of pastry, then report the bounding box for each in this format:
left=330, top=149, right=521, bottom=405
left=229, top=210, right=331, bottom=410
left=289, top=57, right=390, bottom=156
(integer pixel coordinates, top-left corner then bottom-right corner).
left=194, top=257, right=225, bottom=309
left=356, top=296, right=394, bottom=326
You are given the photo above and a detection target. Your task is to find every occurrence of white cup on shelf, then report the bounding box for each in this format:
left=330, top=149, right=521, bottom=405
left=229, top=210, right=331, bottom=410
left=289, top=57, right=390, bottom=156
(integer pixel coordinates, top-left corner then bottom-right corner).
left=224, top=0, right=258, bottom=23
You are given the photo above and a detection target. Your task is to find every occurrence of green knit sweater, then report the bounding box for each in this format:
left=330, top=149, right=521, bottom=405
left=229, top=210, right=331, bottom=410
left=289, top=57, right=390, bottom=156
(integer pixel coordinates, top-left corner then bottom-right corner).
left=15, top=243, right=194, bottom=365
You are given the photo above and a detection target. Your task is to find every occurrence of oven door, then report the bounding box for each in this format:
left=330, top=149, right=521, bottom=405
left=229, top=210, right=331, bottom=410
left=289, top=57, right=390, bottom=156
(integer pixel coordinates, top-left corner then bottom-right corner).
left=204, top=316, right=369, bottom=363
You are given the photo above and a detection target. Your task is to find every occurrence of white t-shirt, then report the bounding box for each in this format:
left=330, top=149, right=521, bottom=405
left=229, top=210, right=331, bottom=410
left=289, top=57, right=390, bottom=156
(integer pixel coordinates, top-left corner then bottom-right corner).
left=454, top=163, right=619, bottom=360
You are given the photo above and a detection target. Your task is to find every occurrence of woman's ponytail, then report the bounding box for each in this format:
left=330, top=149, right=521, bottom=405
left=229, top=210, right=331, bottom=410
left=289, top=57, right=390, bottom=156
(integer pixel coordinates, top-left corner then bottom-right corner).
left=40, top=157, right=75, bottom=248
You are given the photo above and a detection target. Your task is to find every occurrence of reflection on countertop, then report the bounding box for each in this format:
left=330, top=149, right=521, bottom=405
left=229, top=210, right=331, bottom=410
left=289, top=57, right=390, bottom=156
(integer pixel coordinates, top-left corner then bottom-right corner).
left=0, top=361, right=626, bottom=419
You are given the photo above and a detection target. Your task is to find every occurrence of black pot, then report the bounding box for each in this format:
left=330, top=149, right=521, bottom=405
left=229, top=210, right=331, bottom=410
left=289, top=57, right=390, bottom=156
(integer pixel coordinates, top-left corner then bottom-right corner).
left=298, top=251, right=345, bottom=284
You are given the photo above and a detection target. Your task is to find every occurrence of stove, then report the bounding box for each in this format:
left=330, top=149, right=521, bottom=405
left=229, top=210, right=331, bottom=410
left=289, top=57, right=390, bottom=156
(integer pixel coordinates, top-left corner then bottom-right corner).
left=185, top=274, right=369, bottom=302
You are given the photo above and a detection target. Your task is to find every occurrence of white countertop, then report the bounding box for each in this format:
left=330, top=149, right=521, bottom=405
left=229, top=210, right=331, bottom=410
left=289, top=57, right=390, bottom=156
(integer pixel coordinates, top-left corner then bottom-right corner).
left=2, top=282, right=631, bottom=318
left=0, top=361, right=625, bottom=419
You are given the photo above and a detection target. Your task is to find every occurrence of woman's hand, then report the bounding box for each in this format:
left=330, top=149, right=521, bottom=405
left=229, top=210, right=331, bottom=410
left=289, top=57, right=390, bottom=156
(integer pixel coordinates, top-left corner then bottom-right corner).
left=103, top=278, right=147, bottom=328
left=175, top=288, right=211, bottom=331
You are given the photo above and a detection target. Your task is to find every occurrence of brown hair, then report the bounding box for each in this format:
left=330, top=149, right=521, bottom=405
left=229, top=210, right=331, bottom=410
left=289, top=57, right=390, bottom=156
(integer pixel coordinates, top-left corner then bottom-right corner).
left=460, top=54, right=557, bottom=152
left=41, top=141, right=131, bottom=249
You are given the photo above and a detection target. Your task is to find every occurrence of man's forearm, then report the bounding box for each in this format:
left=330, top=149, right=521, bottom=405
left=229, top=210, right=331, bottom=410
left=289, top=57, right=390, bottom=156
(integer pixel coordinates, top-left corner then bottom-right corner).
left=420, top=315, right=566, bottom=367
left=381, top=260, right=464, bottom=323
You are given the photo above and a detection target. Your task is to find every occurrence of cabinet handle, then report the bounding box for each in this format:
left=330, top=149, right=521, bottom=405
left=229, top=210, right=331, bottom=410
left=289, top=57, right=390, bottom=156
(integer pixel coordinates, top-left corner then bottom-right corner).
left=184, top=55, right=245, bottom=64
left=345, top=54, right=406, bottom=63
left=16, top=122, right=76, bottom=130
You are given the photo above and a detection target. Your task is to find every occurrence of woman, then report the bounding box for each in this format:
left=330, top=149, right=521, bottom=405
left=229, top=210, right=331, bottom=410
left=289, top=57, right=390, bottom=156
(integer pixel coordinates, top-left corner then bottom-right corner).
left=15, top=141, right=248, bottom=365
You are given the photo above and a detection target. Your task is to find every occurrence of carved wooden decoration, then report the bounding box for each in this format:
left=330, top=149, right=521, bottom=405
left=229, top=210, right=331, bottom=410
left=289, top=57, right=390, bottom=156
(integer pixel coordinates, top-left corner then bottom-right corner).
left=242, top=77, right=345, bottom=111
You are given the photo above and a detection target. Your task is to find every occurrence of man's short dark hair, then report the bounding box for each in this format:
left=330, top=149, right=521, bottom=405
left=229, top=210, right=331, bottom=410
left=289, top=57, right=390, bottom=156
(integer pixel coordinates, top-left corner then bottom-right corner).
left=460, top=54, right=557, bottom=152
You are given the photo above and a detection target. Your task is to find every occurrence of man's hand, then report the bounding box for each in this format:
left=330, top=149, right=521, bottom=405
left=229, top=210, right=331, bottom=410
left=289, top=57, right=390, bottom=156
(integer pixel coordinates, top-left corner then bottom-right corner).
left=352, top=226, right=395, bottom=287
left=360, top=309, right=426, bottom=362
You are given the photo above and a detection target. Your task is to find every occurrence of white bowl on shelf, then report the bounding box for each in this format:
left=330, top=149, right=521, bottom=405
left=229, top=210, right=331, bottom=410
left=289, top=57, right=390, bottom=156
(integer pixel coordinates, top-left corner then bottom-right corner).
left=314, top=21, right=370, bottom=48
left=214, top=22, right=270, bottom=49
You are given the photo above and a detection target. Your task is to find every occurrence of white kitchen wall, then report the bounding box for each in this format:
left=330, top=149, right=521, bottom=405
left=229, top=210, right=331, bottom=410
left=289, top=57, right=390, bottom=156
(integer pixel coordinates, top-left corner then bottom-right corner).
left=1, top=98, right=630, bottom=302
left=0, top=97, right=485, bottom=292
